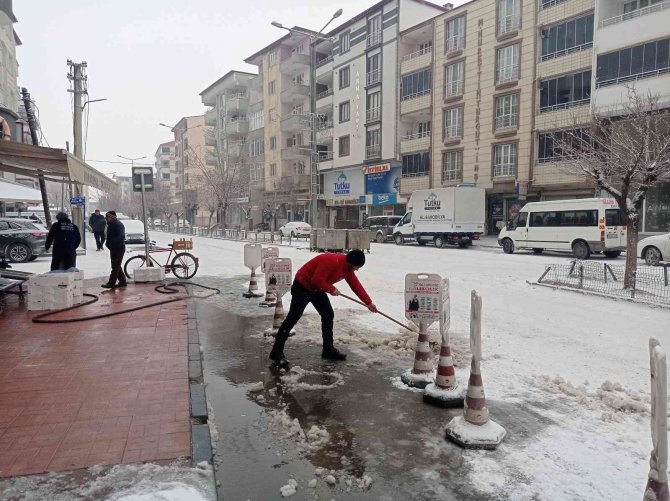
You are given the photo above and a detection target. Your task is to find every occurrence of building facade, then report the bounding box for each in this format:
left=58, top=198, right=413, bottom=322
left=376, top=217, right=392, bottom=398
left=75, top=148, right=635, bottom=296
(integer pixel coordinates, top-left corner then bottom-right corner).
left=314, top=0, right=447, bottom=228
left=154, top=141, right=174, bottom=196
left=171, top=115, right=208, bottom=226
left=0, top=0, right=20, bottom=114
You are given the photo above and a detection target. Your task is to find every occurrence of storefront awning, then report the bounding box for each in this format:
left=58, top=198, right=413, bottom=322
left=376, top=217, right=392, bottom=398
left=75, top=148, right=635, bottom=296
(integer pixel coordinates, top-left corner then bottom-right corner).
left=0, top=142, right=117, bottom=192
left=0, top=179, right=43, bottom=203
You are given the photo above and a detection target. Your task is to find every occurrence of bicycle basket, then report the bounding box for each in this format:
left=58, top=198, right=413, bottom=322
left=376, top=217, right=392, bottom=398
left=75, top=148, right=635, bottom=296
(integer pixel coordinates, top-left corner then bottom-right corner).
left=172, top=238, right=193, bottom=250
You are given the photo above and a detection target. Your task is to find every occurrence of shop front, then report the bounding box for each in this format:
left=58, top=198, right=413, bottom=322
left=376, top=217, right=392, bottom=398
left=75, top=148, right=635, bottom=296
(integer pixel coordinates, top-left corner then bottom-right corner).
left=361, top=163, right=406, bottom=219
left=323, top=167, right=365, bottom=229
left=643, top=181, right=670, bottom=234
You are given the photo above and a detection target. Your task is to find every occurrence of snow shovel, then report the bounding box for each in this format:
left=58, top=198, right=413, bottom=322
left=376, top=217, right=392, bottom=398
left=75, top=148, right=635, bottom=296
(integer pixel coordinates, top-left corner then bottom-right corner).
left=339, top=293, right=416, bottom=333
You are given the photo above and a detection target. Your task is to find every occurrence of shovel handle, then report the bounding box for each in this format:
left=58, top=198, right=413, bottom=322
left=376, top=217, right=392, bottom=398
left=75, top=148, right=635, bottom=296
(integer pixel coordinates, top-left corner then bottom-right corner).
left=339, top=293, right=415, bottom=333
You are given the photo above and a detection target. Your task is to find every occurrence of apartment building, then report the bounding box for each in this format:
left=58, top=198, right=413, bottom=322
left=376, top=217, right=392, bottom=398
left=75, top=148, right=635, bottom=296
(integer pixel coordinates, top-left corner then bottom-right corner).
left=154, top=141, right=174, bottom=196
left=200, top=70, right=256, bottom=228
left=592, top=0, right=670, bottom=234
left=0, top=0, right=20, bottom=113
left=314, top=0, right=447, bottom=228
left=171, top=115, right=207, bottom=225
left=245, top=29, right=316, bottom=227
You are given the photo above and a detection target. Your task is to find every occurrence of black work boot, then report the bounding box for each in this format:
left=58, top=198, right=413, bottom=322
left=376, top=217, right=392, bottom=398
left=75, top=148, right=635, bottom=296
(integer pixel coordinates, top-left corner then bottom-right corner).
left=322, top=346, right=347, bottom=361
left=269, top=331, right=290, bottom=368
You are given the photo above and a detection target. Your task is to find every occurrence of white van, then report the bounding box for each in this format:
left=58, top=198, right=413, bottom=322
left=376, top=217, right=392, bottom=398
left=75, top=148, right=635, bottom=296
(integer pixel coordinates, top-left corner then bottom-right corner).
left=497, top=198, right=626, bottom=259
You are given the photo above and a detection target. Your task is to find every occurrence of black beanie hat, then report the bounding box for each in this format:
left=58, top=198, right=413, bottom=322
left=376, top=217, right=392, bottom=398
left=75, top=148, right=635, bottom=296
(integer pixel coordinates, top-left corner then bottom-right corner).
left=106, top=211, right=116, bottom=217
left=346, top=249, right=366, bottom=267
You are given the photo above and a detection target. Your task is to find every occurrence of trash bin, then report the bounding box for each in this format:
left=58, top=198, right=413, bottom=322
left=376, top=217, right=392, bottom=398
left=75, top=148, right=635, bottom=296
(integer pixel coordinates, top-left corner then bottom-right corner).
left=346, top=230, right=371, bottom=252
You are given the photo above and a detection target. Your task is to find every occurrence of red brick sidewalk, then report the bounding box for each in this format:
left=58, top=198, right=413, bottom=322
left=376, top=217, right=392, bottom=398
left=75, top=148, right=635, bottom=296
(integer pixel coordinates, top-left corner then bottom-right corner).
left=0, top=282, right=191, bottom=477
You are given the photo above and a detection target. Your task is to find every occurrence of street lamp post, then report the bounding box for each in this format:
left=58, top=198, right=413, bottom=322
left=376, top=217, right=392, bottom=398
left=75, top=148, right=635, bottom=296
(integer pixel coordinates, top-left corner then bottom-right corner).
left=271, top=9, right=342, bottom=228
left=118, top=154, right=151, bottom=266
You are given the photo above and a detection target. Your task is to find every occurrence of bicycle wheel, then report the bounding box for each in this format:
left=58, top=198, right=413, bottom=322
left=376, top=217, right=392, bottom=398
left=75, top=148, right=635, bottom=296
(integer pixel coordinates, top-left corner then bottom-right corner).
left=171, top=252, right=198, bottom=279
left=124, top=255, right=147, bottom=279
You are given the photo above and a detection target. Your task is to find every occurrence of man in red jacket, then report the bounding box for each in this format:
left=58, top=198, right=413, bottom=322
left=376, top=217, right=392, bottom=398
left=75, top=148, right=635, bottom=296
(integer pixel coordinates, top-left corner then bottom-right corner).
left=269, top=249, right=377, bottom=368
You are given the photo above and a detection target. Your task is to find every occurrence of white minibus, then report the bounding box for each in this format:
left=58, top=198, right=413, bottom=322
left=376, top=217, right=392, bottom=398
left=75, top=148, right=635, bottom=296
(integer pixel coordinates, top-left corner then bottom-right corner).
left=497, top=198, right=626, bottom=259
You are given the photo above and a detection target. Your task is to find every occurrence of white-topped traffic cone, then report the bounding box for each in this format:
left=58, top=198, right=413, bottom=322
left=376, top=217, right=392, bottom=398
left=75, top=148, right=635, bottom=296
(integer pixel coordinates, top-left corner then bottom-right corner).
left=243, top=269, right=263, bottom=298
left=423, top=340, right=464, bottom=408
left=445, top=291, right=505, bottom=450
left=264, top=295, right=295, bottom=337
left=259, top=289, right=277, bottom=308
left=400, top=322, right=435, bottom=388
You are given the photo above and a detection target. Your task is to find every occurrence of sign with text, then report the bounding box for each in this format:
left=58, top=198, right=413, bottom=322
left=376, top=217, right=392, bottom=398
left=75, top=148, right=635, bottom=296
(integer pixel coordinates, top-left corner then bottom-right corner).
left=243, top=243, right=262, bottom=270
left=365, top=165, right=401, bottom=196
left=132, top=167, right=154, bottom=192
left=265, top=258, right=292, bottom=296
left=323, top=169, right=365, bottom=200
left=261, top=246, right=279, bottom=274
left=405, top=273, right=443, bottom=325
left=69, top=196, right=85, bottom=207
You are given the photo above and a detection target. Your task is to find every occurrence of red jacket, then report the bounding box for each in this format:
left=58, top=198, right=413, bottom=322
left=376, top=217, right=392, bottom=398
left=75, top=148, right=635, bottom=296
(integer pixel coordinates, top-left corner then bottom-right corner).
left=295, top=253, right=372, bottom=305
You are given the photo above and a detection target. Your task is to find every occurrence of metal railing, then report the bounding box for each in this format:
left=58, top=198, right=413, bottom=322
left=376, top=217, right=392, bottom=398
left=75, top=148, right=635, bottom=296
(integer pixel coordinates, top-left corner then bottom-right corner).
left=498, top=15, right=520, bottom=35
left=493, top=164, right=516, bottom=177
left=496, top=65, right=519, bottom=84
left=366, top=69, right=381, bottom=86
left=318, top=120, right=333, bottom=131
left=367, top=30, right=382, bottom=48
left=316, top=54, right=333, bottom=68
left=401, top=171, right=429, bottom=179
left=495, top=114, right=518, bottom=130
left=318, top=152, right=334, bottom=161
left=402, top=131, right=430, bottom=140
left=366, top=144, right=381, bottom=159
left=401, top=46, right=433, bottom=62
left=442, top=168, right=462, bottom=182
left=597, top=67, right=670, bottom=88
left=366, top=107, right=381, bottom=122
left=443, top=125, right=462, bottom=140
left=539, top=0, right=567, bottom=9
left=446, top=36, right=464, bottom=53
left=446, top=80, right=464, bottom=97
left=316, top=89, right=333, bottom=100
left=539, top=98, right=590, bottom=113
left=600, top=1, right=670, bottom=27
left=154, top=227, right=310, bottom=245
left=400, top=88, right=431, bottom=102
left=541, top=42, right=593, bottom=62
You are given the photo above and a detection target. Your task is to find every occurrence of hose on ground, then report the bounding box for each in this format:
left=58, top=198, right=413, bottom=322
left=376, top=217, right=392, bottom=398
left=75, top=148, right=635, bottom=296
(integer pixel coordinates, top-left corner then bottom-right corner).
left=31, top=281, right=220, bottom=324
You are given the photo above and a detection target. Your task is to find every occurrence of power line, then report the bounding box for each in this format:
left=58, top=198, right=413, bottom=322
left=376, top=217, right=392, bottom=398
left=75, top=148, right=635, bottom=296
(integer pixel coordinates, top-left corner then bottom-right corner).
left=86, top=159, right=155, bottom=166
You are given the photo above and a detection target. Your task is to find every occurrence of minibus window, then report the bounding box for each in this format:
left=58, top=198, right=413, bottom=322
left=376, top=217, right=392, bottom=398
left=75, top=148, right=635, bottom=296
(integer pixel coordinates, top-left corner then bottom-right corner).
left=606, top=209, right=622, bottom=226
left=516, top=212, right=528, bottom=228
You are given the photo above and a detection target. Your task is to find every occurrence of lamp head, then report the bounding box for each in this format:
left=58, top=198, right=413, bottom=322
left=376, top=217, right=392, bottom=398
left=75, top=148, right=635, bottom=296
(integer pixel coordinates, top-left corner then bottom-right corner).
left=333, top=9, right=343, bottom=18
left=271, top=21, right=284, bottom=29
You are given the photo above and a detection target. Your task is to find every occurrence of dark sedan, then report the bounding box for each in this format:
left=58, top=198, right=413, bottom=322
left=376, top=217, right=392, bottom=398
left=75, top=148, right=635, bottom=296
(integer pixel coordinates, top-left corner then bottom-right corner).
left=0, top=218, right=48, bottom=262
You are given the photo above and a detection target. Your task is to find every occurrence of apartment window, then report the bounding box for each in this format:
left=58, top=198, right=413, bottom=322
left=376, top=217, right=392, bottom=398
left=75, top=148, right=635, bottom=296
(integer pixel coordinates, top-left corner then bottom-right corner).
left=541, top=13, right=594, bottom=62
left=292, top=104, right=305, bottom=115
left=443, top=106, right=463, bottom=140
left=445, top=61, right=464, bottom=97
left=446, top=16, right=465, bottom=52
left=496, top=43, right=520, bottom=84
left=161, top=146, right=170, bottom=154
left=367, top=91, right=381, bottom=122
left=268, top=80, right=276, bottom=95
left=269, top=108, right=278, bottom=122
left=366, top=129, right=381, bottom=159
left=268, top=51, right=277, bottom=66
left=296, top=161, right=306, bottom=175
left=539, top=70, right=591, bottom=111
left=418, top=121, right=431, bottom=137
left=538, top=128, right=592, bottom=163
left=493, top=143, right=517, bottom=177
left=442, top=151, right=463, bottom=182
left=495, top=93, right=519, bottom=130
left=249, top=110, right=264, bottom=131
left=367, top=14, right=382, bottom=47
left=270, top=163, right=277, bottom=177
left=340, top=31, right=350, bottom=53
left=596, top=38, right=670, bottom=87
left=269, top=136, right=277, bottom=150
left=624, top=0, right=665, bottom=13
left=339, top=101, right=351, bottom=123
left=540, top=0, right=567, bottom=8
left=366, top=53, right=381, bottom=86
left=339, top=135, right=350, bottom=157
left=339, top=66, right=350, bottom=89
left=419, top=41, right=433, bottom=54
left=402, top=152, right=430, bottom=177
left=400, top=69, right=432, bottom=101
left=497, top=0, right=521, bottom=35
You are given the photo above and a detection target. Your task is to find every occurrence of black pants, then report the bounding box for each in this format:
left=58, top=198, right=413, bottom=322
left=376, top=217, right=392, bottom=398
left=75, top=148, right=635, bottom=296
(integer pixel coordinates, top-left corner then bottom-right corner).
left=107, top=245, right=126, bottom=285
left=93, top=231, right=106, bottom=250
left=275, top=280, right=335, bottom=348
left=50, top=251, right=76, bottom=271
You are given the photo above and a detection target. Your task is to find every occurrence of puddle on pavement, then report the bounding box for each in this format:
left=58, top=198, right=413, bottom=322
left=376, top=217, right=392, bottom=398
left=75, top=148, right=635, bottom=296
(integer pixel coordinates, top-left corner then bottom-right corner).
left=195, top=301, right=554, bottom=501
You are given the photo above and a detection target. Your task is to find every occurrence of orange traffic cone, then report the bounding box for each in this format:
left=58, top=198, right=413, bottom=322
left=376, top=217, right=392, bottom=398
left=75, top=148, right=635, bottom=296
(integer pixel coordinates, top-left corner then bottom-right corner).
left=264, top=295, right=296, bottom=337
left=424, top=340, right=464, bottom=408
left=400, top=322, right=435, bottom=389
left=243, top=269, right=263, bottom=298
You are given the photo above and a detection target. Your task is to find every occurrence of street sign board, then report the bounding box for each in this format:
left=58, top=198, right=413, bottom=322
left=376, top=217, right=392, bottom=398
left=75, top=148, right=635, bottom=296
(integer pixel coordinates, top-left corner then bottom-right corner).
left=243, top=243, right=262, bottom=270
left=261, top=246, right=279, bottom=274
left=132, top=167, right=154, bottom=192
left=265, top=258, right=292, bottom=296
left=69, top=196, right=85, bottom=207
left=405, top=273, right=443, bottom=326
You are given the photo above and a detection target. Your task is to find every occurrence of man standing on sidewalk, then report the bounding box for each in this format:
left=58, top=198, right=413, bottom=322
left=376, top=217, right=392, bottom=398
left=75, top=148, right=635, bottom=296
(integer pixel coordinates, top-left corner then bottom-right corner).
left=88, top=209, right=107, bottom=251
left=102, top=211, right=127, bottom=289
left=269, top=250, right=377, bottom=368
left=45, top=212, right=81, bottom=271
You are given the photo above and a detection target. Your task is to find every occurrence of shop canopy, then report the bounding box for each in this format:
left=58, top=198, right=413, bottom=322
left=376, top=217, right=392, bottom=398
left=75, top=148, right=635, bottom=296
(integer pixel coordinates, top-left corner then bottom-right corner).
left=0, top=141, right=116, bottom=192
left=0, top=178, right=43, bottom=203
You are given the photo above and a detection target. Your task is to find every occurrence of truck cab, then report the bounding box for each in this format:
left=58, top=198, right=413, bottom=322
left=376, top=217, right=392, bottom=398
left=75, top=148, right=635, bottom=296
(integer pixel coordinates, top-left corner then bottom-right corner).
left=392, top=211, right=415, bottom=245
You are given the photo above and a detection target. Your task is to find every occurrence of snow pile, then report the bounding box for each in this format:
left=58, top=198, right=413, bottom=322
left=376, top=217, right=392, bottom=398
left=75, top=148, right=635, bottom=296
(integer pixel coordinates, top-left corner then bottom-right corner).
left=265, top=408, right=331, bottom=451
left=279, top=478, right=298, bottom=497
left=389, top=375, right=425, bottom=393
left=280, top=365, right=345, bottom=391
left=356, top=474, right=374, bottom=490
left=534, top=375, right=651, bottom=417
left=324, top=475, right=337, bottom=486
left=112, top=485, right=208, bottom=501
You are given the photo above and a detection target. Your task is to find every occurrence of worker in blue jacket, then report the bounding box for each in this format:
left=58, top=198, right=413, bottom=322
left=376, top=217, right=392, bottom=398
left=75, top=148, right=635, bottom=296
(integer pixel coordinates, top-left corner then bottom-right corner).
left=45, top=212, right=81, bottom=270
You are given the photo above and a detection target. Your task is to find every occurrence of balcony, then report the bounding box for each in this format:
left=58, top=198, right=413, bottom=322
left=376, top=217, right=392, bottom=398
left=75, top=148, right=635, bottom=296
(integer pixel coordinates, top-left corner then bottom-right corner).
left=401, top=47, right=433, bottom=75
left=400, top=131, right=430, bottom=154
left=205, top=130, right=217, bottom=147
left=366, top=144, right=381, bottom=160
left=367, top=30, right=382, bottom=48
left=280, top=113, right=310, bottom=132
left=316, top=54, right=333, bottom=68
left=280, top=83, right=310, bottom=104
left=600, top=1, right=670, bottom=27
left=205, top=108, right=217, bottom=126
left=317, top=122, right=333, bottom=142
left=226, top=93, right=248, bottom=112
left=290, top=174, right=311, bottom=190
left=280, top=52, right=310, bottom=74
left=400, top=89, right=431, bottom=115
left=366, top=107, right=381, bottom=123
left=366, top=69, right=381, bottom=86
left=316, top=89, right=333, bottom=103
left=228, top=142, right=247, bottom=158
left=226, top=119, right=248, bottom=135
left=596, top=1, right=670, bottom=53
left=281, top=145, right=309, bottom=161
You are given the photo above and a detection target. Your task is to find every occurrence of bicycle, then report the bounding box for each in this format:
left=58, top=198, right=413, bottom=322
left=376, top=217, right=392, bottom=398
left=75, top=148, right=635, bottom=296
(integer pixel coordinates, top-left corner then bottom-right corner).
left=123, top=238, right=199, bottom=280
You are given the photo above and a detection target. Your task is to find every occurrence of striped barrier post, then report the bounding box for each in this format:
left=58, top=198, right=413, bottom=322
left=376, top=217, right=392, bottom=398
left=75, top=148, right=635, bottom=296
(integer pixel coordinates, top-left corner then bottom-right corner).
left=644, top=337, right=669, bottom=501
left=242, top=268, right=263, bottom=298
left=445, top=291, right=505, bottom=449
left=401, top=321, right=433, bottom=388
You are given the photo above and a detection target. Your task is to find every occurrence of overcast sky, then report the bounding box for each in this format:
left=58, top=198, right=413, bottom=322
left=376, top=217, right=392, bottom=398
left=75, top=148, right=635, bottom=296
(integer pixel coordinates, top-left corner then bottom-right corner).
left=15, top=0, right=464, bottom=177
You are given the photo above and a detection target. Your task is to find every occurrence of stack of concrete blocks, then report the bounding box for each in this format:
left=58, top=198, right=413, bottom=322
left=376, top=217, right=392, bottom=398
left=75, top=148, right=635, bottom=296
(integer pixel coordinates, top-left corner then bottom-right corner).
left=133, top=266, right=165, bottom=283
left=27, top=273, right=75, bottom=311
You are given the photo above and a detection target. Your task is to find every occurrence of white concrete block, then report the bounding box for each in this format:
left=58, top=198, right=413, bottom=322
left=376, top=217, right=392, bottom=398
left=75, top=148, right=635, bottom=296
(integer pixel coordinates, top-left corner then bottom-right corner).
left=133, top=267, right=165, bottom=283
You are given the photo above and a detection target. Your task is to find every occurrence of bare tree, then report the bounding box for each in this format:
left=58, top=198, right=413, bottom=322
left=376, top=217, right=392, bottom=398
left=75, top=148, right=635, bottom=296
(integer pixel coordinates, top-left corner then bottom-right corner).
left=557, top=89, right=670, bottom=287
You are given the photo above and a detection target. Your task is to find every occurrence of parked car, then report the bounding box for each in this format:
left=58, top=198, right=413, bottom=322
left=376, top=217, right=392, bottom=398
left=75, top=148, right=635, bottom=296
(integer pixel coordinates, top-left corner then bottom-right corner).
left=123, top=219, right=146, bottom=244
left=360, top=215, right=402, bottom=243
left=278, top=221, right=311, bottom=238
left=0, top=218, right=48, bottom=262
left=638, top=232, right=670, bottom=266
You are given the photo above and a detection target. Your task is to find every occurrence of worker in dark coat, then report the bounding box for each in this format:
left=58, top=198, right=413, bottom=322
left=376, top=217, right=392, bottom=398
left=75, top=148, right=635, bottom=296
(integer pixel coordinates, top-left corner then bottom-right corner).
left=269, top=250, right=377, bottom=368
left=88, top=209, right=107, bottom=251
left=45, top=212, right=81, bottom=271
left=102, top=211, right=127, bottom=289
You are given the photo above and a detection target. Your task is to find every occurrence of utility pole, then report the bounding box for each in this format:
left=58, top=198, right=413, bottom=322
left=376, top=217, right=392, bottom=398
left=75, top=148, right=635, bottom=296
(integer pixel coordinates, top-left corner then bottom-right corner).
left=20, top=88, right=52, bottom=227
left=67, top=60, right=88, bottom=249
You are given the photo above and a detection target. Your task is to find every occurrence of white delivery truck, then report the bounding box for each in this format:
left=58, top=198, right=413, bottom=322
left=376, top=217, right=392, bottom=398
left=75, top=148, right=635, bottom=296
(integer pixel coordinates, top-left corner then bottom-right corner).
left=392, top=187, right=486, bottom=248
